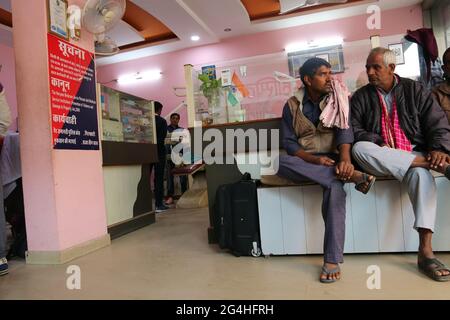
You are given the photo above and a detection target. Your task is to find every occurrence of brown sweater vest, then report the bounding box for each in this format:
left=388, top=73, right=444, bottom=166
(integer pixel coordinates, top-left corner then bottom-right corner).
left=287, top=89, right=337, bottom=154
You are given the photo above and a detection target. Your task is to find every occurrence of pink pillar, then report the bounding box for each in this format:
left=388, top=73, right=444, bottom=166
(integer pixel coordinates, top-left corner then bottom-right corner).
left=12, top=0, right=109, bottom=264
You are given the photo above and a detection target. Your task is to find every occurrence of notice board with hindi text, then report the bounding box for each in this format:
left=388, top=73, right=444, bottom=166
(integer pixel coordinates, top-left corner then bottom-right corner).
left=47, top=33, right=99, bottom=150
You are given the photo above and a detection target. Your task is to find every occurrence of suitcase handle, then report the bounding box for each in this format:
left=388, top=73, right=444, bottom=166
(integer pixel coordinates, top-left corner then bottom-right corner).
left=242, top=172, right=252, bottom=181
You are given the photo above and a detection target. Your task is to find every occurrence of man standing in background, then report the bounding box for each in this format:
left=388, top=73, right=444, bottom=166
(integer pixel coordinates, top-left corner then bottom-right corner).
left=165, top=113, right=188, bottom=205
left=152, top=101, right=169, bottom=213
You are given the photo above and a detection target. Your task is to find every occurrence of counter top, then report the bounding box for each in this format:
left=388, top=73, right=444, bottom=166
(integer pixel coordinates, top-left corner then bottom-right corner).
left=189, top=117, right=282, bottom=130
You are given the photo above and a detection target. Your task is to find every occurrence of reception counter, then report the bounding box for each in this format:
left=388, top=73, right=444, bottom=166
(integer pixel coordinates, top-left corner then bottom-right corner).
left=189, top=118, right=282, bottom=243
left=102, top=141, right=159, bottom=239
left=98, top=84, right=159, bottom=239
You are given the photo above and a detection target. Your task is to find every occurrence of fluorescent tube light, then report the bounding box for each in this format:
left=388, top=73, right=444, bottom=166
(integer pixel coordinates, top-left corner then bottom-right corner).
left=117, top=70, right=162, bottom=85
left=285, top=36, right=343, bottom=53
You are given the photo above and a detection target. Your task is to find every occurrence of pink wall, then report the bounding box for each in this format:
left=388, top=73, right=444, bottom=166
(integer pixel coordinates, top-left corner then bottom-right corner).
left=97, top=5, right=423, bottom=128
left=12, top=0, right=108, bottom=253
left=0, top=43, right=17, bottom=131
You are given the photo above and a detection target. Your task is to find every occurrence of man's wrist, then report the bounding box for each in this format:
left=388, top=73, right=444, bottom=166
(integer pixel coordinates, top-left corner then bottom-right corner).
left=302, top=153, right=317, bottom=163
left=298, top=152, right=317, bottom=164
left=339, top=156, right=351, bottom=163
left=339, top=153, right=352, bottom=163
left=338, top=144, right=351, bottom=162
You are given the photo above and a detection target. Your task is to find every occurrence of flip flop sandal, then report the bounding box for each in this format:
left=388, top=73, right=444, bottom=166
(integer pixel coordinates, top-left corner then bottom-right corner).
left=418, top=258, right=450, bottom=282
left=320, top=265, right=341, bottom=284
left=355, top=173, right=376, bottom=195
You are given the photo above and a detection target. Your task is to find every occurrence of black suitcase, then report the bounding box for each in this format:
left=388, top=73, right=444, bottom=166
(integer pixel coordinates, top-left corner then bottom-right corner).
left=214, top=173, right=262, bottom=257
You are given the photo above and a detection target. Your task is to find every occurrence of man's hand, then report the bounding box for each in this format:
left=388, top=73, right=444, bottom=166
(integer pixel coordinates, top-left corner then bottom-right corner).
left=336, top=160, right=354, bottom=181
left=311, top=156, right=335, bottom=167
left=427, top=151, right=450, bottom=169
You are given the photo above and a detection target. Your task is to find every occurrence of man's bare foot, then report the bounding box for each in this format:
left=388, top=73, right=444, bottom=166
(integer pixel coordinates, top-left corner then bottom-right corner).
left=320, top=262, right=341, bottom=283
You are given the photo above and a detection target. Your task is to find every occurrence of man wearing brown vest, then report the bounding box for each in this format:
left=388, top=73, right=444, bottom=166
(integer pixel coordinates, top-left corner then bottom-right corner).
left=278, top=58, right=375, bottom=283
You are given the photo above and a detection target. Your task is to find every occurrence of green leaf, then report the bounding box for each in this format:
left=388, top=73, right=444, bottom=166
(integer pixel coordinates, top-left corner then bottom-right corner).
left=198, top=74, right=210, bottom=83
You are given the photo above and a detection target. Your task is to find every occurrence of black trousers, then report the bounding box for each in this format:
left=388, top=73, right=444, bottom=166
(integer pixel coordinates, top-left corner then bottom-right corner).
left=150, top=155, right=166, bottom=207
left=167, top=160, right=188, bottom=197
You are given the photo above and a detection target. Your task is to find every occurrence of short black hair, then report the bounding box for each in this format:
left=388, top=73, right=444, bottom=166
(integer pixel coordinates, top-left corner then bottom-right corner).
left=443, top=47, right=450, bottom=63
left=170, top=113, right=180, bottom=119
left=154, top=101, right=163, bottom=113
left=299, top=58, right=332, bottom=85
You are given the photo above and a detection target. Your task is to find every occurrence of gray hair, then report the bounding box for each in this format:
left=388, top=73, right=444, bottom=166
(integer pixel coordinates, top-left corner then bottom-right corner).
left=369, top=47, right=397, bottom=67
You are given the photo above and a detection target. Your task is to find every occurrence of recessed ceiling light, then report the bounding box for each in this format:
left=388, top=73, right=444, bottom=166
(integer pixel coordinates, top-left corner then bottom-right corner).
left=224, top=28, right=232, bottom=32
left=191, top=35, right=200, bottom=41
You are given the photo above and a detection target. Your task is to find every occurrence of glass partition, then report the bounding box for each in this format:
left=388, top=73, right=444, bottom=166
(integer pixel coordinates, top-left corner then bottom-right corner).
left=99, top=85, right=156, bottom=144
left=188, top=34, right=422, bottom=126
left=192, top=52, right=296, bottom=125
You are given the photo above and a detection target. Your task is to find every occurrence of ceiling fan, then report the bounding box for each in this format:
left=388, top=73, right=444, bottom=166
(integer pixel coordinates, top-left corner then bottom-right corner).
left=279, top=0, right=348, bottom=14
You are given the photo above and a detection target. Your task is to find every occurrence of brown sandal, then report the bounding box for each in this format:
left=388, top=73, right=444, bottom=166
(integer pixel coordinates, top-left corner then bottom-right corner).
left=355, top=173, right=376, bottom=195
left=418, top=258, right=450, bottom=282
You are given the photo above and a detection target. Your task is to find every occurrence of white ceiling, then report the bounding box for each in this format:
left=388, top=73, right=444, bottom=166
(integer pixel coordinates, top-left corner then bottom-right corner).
left=106, top=20, right=145, bottom=47
left=97, top=0, right=422, bottom=66
left=0, top=0, right=423, bottom=65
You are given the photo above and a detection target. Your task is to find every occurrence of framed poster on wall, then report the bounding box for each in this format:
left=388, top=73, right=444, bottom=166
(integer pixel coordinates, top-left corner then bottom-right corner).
left=47, top=0, right=69, bottom=40
left=315, top=53, right=330, bottom=62
left=388, top=43, right=405, bottom=65
left=201, top=65, right=217, bottom=80
left=288, top=45, right=345, bottom=78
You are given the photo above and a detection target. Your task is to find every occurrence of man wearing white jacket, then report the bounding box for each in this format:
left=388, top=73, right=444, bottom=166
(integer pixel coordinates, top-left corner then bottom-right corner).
left=0, top=81, right=12, bottom=276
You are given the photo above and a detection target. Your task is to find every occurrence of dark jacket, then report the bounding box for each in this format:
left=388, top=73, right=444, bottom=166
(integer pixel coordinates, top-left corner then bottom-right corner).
left=155, top=115, right=168, bottom=158
left=432, top=82, right=450, bottom=124
left=350, top=76, right=450, bottom=153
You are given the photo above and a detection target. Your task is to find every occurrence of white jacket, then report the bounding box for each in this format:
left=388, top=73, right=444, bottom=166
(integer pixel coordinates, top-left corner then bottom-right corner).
left=0, top=89, right=12, bottom=137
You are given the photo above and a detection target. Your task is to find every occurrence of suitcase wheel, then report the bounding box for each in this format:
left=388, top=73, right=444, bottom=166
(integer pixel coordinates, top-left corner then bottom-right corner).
left=251, top=247, right=262, bottom=257
left=250, top=241, right=262, bottom=257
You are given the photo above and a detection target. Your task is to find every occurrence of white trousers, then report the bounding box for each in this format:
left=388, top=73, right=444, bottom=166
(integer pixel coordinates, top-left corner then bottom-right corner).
left=352, top=141, right=437, bottom=232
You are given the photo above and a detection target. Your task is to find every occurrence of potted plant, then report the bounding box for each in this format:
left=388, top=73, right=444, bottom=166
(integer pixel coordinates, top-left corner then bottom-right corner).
left=198, top=74, right=222, bottom=108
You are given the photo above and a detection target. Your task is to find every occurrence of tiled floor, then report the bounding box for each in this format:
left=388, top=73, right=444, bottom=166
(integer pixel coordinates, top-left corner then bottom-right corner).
left=1, top=207, right=449, bottom=300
